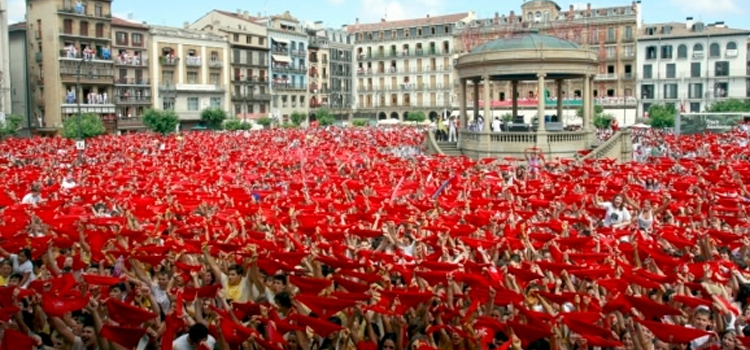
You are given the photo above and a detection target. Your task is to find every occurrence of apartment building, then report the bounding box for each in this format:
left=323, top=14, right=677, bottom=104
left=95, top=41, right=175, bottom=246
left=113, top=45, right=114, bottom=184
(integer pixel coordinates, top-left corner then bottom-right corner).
left=149, top=25, right=230, bottom=127
left=112, top=17, right=150, bottom=131
left=260, top=11, right=308, bottom=122
left=454, top=0, right=640, bottom=112
left=8, top=22, right=31, bottom=128
left=190, top=10, right=271, bottom=119
left=349, top=13, right=474, bottom=121
left=26, top=0, right=116, bottom=131
left=308, top=26, right=330, bottom=118
left=0, top=0, right=10, bottom=117
left=322, top=27, right=355, bottom=121
left=636, top=20, right=750, bottom=116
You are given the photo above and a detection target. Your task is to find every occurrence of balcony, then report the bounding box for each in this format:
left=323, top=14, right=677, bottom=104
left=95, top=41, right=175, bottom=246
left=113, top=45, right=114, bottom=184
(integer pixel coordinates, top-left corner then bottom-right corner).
left=185, top=57, right=202, bottom=67
left=208, top=60, right=223, bottom=68
left=232, top=93, right=272, bottom=101
left=233, top=76, right=268, bottom=84
left=117, top=117, right=145, bottom=129
left=61, top=103, right=116, bottom=115
left=622, top=73, right=634, bottom=80
left=622, top=52, right=635, bottom=59
left=115, top=56, right=148, bottom=67
left=594, top=73, right=618, bottom=81
left=115, top=78, right=150, bottom=86
left=273, top=65, right=306, bottom=75
left=59, top=61, right=114, bottom=82
left=114, top=95, right=152, bottom=104
left=272, top=46, right=289, bottom=55
left=159, top=84, right=225, bottom=92
left=59, top=28, right=111, bottom=41
left=622, top=35, right=634, bottom=43
left=273, top=83, right=306, bottom=91
left=35, top=52, right=43, bottom=63
left=160, top=56, right=180, bottom=66
left=57, top=5, right=112, bottom=19
left=59, top=49, right=110, bottom=61
left=291, top=50, right=306, bottom=57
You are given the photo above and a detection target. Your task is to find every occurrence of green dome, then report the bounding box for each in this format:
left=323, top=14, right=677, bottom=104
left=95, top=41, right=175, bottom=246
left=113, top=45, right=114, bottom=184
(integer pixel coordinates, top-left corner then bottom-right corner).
left=470, top=32, right=580, bottom=53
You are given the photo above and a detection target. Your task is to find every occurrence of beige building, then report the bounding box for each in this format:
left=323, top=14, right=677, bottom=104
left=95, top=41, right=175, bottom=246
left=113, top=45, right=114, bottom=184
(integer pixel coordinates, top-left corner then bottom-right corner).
left=308, top=27, right=330, bottom=116
left=348, top=12, right=475, bottom=121
left=26, top=0, right=116, bottom=132
left=190, top=10, right=271, bottom=120
left=149, top=25, right=230, bottom=127
left=454, top=0, right=641, bottom=113
left=1, top=0, right=10, bottom=117
left=112, top=17, right=150, bottom=131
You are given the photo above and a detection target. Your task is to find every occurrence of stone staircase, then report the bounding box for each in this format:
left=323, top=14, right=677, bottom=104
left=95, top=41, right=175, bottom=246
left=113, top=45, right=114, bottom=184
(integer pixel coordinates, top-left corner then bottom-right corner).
left=437, top=142, right=462, bottom=156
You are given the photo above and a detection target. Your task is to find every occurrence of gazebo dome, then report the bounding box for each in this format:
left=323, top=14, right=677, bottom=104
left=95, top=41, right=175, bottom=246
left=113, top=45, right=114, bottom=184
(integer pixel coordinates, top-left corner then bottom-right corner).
left=470, top=32, right=580, bottom=54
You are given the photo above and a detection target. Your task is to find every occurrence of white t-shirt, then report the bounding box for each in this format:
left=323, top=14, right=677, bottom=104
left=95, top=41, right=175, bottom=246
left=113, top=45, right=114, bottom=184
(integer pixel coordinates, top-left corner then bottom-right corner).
left=10, top=254, right=35, bottom=288
left=173, top=334, right=216, bottom=350
left=21, top=193, right=42, bottom=205
left=602, top=202, right=631, bottom=227
left=62, top=179, right=77, bottom=190
left=492, top=119, right=502, bottom=132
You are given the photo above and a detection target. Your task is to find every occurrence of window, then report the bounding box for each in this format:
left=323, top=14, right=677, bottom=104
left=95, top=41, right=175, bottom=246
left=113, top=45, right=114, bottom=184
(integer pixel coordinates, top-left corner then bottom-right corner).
left=210, top=51, right=219, bottom=62
left=664, top=84, right=678, bottom=99
left=714, top=83, right=728, bottom=98
left=646, top=46, right=657, bottom=60
left=689, top=83, right=703, bottom=99
left=661, top=45, right=673, bottom=59
left=693, top=43, right=704, bottom=57
left=210, top=73, right=220, bottom=85
left=95, top=23, right=104, bottom=38
left=642, top=84, right=654, bottom=99
left=80, top=21, right=89, bottom=37
left=623, top=45, right=634, bottom=58
left=625, top=26, right=633, bottom=39
left=116, top=32, right=128, bottom=45
left=666, top=64, right=676, bottom=78
left=643, top=64, right=652, bottom=79
left=185, top=97, right=201, bottom=111
left=95, top=4, right=102, bottom=17
left=210, top=97, right=221, bottom=108
left=259, top=37, right=265, bottom=46
left=691, top=62, right=701, bottom=78
left=162, top=97, right=175, bottom=111
left=709, top=43, right=720, bottom=57
left=607, top=27, right=615, bottom=41
left=187, top=72, right=198, bottom=84
left=162, top=70, right=174, bottom=84
left=606, top=47, right=616, bottom=59
left=726, top=42, right=738, bottom=57
left=233, top=33, right=239, bottom=42
left=677, top=45, right=687, bottom=58
left=132, top=34, right=143, bottom=47
left=715, top=61, right=729, bottom=76
left=690, top=103, right=700, bottom=113
left=247, top=35, right=252, bottom=44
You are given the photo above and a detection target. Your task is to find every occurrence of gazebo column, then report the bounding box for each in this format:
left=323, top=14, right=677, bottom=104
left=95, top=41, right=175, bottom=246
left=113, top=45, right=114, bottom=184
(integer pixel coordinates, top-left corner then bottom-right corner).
left=460, top=79, right=467, bottom=133
left=511, top=80, right=519, bottom=122
left=588, top=75, right=596, bottom=132
left=556, top=79, right=564, bottom=122
left=582, top=75, right=590, bottom=131
left=536, top=73, right=546, bottom=133
left=483, top=75, right=491, bottom=132
left=473, top=79, right=479, bottom=128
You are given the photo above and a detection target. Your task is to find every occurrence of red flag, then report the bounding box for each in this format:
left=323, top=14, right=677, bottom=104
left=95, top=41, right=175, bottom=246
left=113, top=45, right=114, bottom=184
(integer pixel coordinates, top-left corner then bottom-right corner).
left=107, top=298, right=158, bottom=326
left=0, top=329, right=36, bottom=350
left=289, top=313, right=344, bottom=337
left=637, top=320, right=712, bottom=344
left=100, top=325, right=147, bottom=349
left=42, top=295, right=89, bottom=318
left=82, top=274, right=123, bottom=286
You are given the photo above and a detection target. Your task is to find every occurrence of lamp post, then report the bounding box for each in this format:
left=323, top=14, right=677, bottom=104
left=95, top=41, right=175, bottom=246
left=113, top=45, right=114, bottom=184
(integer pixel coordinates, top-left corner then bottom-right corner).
left=76, top=56, right=93, bottom=164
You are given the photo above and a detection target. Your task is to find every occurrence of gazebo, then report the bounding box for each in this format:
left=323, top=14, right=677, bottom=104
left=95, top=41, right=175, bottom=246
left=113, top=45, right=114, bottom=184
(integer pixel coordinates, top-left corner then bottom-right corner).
left=453, top=30, right=599, bottom=159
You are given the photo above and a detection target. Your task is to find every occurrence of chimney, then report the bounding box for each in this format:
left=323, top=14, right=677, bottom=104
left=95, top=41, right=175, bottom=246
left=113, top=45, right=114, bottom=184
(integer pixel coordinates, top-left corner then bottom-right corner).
left=237, top=9, right=241, bottom=15
left=686, top=17, right=694, bottom=30
left=183, top=21, right=189, bottom=29
left=494, top=12, right=499, bottom=24
left=568, top=5, right=574, bottom=18
left=257, top=12, right=262, bottom=18
left=243, top=11, right=249, bottom=19
left=586, top=3, right=592, bottom=17
left=381, top=18, right=386, bottom=22
left=426, top=14, right=430, bottom=18
left=715, top=21, right=726, bottom=28
left=356, top=18, right=360, bottom=25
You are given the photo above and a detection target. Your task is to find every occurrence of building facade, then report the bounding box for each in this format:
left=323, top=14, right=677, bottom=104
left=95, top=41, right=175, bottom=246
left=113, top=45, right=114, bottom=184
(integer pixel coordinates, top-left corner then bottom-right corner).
left=149, top=25, right=230, bottom=127
left=349, top=12, right=474, bottom=121
left=26, top=0, right=116, bottom=131
left=0, top=0, right=10, bottom=117
left=261, top=11, right=308, bottom=122
left=454, top=0, right=640, bottom=118
left=322, top=27, right=355, bottom=121
left=190, top=10, right=271, bottom=120
left=308, top=26, right=330, bottom=119
left=636, top=20, right=750, bottom=116
left=8, top=22, right=31, bottom=128
left=112, top=17, right=151, bottom=131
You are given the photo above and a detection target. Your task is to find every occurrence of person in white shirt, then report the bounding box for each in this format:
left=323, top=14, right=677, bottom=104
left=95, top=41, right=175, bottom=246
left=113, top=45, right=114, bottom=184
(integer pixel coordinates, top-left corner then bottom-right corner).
left=492, top=117, right=502, bottom=132
left=21, top=184, right=43, bottom=206
left=448, top=117, right=457, bottom=143
left=173, top=324, right=216, bottom=350
left=595, top=193, right=632, bottom=228
left=61, top=172, right=77, bottom=190
left=0, top=248, right=36, bottom=288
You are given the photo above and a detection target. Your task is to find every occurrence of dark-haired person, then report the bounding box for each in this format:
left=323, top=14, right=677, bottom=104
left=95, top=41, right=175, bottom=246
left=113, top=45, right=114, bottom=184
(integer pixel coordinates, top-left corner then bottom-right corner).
left=204, top=247, right=252, bottom=303
left=173, top=323, right=216, bottom=350
left=0, top=247, right=36, bottom=288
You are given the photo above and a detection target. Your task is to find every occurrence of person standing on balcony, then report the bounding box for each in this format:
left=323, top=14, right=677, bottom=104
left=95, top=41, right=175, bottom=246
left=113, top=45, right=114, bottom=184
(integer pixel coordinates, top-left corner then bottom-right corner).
left=492, top=117, right=502, bottom=132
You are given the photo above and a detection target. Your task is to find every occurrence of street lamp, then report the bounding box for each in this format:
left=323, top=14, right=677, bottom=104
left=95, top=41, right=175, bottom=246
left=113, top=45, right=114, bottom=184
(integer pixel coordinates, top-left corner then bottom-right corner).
left=76, top=56, right=94, bottom=164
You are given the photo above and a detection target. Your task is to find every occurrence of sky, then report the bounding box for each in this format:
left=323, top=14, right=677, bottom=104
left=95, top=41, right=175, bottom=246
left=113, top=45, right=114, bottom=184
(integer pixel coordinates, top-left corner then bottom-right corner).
left=6, top=0, right=750, bottom=29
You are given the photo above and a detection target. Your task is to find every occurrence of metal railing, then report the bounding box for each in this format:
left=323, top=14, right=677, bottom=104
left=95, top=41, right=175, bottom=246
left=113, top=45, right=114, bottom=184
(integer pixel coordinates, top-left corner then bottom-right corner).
left=208, top=60, right=223, bottom=68
left=160, top=56, right=180, bottom=66
left=185, top=57, right=202, bottom=67
left=115, top=56, right=148, bottom=67
left=114, top=96, right=152, bottom=104
left=115, top=78, right=150, bottom=85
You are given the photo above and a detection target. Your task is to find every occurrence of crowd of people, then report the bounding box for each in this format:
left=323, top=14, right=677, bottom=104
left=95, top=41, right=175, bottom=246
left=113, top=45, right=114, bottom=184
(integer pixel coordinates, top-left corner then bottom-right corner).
left=0, top=124, right=750, bottom=350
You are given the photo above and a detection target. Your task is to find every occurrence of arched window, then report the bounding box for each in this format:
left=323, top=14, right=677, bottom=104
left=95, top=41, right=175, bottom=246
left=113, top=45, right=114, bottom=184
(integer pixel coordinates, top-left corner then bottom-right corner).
left=709, top=43, right=720, bottom=57
left=677, top=44, right=687, bottom=58
left=527, top=12, right=533, bottom=21
left=727, top=42, right=737, bottom=50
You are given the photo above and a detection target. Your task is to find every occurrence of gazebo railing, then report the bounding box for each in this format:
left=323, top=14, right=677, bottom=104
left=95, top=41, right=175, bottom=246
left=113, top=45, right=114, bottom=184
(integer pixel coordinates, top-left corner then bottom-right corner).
left=490, top=133, right=537, bottom=143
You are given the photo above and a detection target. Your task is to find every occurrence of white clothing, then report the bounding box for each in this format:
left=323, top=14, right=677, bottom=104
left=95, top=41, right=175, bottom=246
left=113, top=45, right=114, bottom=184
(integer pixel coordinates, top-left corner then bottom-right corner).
left=62, top=179, right=77, bottom=190
left=21, top=193, right=42, bottom=205
left=173, top=334, right=217, bottom=350
left=492, top=119, right=502, bottom=132
left=10, top=254, right=36, bottom=288
left=602, top=202, right=631, bottom=228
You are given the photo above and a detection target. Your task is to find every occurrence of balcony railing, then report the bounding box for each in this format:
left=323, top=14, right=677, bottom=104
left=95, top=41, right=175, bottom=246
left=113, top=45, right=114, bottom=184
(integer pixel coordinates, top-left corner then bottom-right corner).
left=291, top=50, right=306, bottom=57
left=233, top=76, right=268, bottom=84
left=273, top=65, right=306, bottom=74
left=185, top=57, right=202, bottom=67
left=209, top=60, right=223, bottom=68
left=115, top=78, right=150, bottom=85
left=161, top=56, right=180, bottom=66
left=273, top=83, right=307, bottom=91
left=115, top=56, right=148, bottom=67
left=272, top=47, right=289, bottom=55
left=59, top=49, right=111, bottom=61
left=114, top=96, right=152, bottom=104
left=57, top=5, right=111, bottom=19
left=594, top=73, right=618, bottom=81
left=357, top=49, right=449, bottom=60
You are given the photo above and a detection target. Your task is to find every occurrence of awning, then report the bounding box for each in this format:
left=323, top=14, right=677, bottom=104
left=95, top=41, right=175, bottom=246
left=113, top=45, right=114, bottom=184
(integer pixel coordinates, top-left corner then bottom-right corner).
left=272, top=38, right=289, bottom=45
left=272, top=55, right=291, bottom=64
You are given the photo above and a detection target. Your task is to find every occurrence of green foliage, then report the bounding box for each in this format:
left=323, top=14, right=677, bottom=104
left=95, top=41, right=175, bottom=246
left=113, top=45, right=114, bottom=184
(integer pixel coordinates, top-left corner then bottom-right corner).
left=405, top=111, right=427, bottom=123
left=635, top=117, right=650, bottom=125
left=501, top=113, right=513, bottom=123
left=647, top=104, right=677, bottom=129
left=594, top=113, right=614, bottom=129
left=142, top=109, right=180, bottom=135
left=62, top=113, right=105, bottom=139
left=0, top=114, right=24, bottom=138
left=575, top=105, right=604, bottom=119
left=224, top=118, right=252, bottom=131
left=290, top=111, right=306, bottom=127
left=281, top=122, right=297, bottom=128
left=316, top=108, right=335, bottom=126
left=707, top=99, right=750, bottom=113
left=352, top=119, right=369, bottom=127
left=200, top=108, right=227, bottom=130
left=256, top=117, right=273, bottom=128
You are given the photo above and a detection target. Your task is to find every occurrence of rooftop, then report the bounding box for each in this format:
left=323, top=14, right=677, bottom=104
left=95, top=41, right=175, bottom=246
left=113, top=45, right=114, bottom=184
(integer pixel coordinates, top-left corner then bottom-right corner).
left=470, top=31, right=579, bottom=53
left=9, top=22, right=27, bottom=30
left=214, top=9, right=265, bottom=23
left=639, top=22, right=750, bottom=40
left=149, top=25, right=227, bottom=42
left=346, top=12, right=470, bottom=33
left=112, top=17, right=148, bottom=30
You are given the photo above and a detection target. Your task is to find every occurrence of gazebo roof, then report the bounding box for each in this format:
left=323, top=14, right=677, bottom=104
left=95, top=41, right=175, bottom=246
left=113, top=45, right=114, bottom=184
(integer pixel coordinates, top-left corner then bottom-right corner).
left=470, top=32, right=579, bottom=54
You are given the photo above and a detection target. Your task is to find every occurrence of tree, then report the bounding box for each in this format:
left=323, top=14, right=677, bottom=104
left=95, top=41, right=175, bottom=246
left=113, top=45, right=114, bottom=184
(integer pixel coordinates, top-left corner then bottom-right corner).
left=0, top=114, right=23, bottom=138
left=576, top=105, right=604, bottom=119
left=200, top=108, right=227, bottom=130
left=62, top=113, right=105, bottom=139
left=142, top=109, right=180, bottom=135
left=594, top=113, right=614, bottom=129
left=316, top=108, right=335, bottom=126
left=405, top=111, right=427, bottom=123
left=647, top=104, right=677, bottom=129
left=352, top=119, right=369, bottom=127
left=224, top=118, right=252, bottom=131
left=707, top=99, right=750, bottom=113
left=501, top=113, right=513, bottom=124
left=290, top=111, right=306, bottom=127
left=256, top=117, right=273, bottom=129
